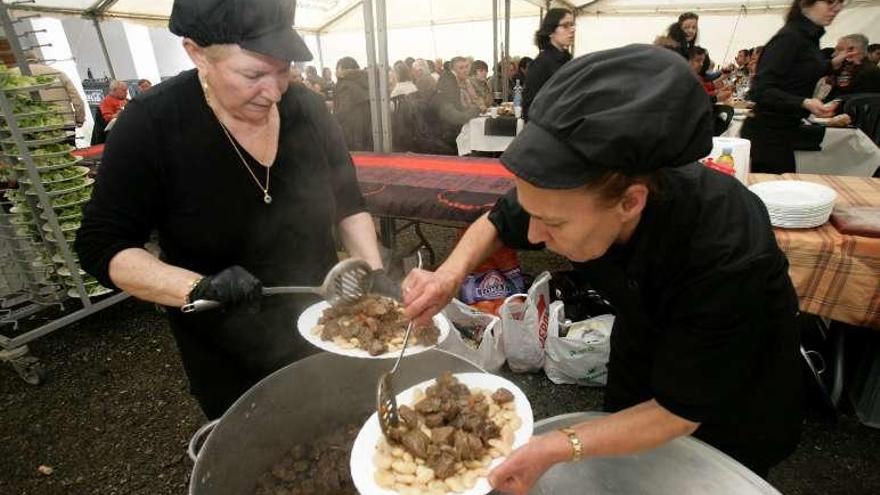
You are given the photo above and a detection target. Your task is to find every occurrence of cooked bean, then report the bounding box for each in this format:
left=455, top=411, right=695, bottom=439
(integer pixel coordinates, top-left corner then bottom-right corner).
left=392, top=459, right=417, bottom=474
left=374, top=470, right=395, bottom=488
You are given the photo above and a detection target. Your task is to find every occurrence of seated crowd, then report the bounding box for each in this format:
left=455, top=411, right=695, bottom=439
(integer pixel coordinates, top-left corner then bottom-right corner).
left=290, top=55, right=531, bottom=154
left=289, top=6, right=880, bottom=167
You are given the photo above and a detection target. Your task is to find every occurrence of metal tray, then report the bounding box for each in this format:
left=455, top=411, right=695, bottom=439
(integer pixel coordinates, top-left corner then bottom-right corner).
left=5, top=145, right=76, bottom=159
left=1, top=81, right=59, bottom=93
left=25, top=177, right=94, bottom=198
left=529, top=412, right=780, bottom=495
left=1, top=131, right=74, bottom=146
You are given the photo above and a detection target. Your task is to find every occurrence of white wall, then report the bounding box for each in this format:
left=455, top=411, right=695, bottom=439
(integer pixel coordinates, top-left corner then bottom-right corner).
left=61, top=18, right=111, bottom=80
left=99, top=20, right=139, bottom=80
left=575, top=4, right=880, bottom=65
left=149, top=27, right=193, bottom=79
left=316, top=15, right=542, bottom=73
left=122, top=22, right=161, bottom=84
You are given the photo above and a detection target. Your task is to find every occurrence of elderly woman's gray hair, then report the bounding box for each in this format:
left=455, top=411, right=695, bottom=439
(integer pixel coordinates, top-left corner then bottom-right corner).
left=840, top=33, right=869, bottom=54
left=412, top=59, right=431, bottom=77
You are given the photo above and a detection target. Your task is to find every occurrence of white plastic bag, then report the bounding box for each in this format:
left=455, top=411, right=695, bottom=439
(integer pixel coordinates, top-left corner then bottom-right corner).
left=544, top=311, right=614, bottom=387
left=440, top=299, right=506, bottom=372
left=500, top=272, right=552, bottom=373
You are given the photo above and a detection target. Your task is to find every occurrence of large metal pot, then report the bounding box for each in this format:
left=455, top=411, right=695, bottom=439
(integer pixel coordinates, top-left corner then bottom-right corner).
left=530, top=412, right=781, bottom=494
left=188, top=349, right=484, bottom=494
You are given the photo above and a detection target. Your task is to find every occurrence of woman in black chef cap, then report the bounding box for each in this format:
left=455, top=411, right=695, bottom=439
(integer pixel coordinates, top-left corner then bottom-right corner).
left=75, top=0, right=394, bottom=419
left=403, top=44, right=802, bottom=492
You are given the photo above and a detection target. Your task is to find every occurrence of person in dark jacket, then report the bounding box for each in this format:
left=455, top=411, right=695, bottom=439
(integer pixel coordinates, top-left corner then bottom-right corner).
left=522, top=8, right=574, bottom=120
left=825, top=33, right=880, bottom=101
left=433, top=56, right=482, bottom=148
left=403, top=45, right=803, bottom=492
left=334, top=56, right=373, bottom=151
left=743, top=0, right=849, bottom=173
left=666, top=12, right=699, bottom=59
left=518, top=56, right=533, bottom=80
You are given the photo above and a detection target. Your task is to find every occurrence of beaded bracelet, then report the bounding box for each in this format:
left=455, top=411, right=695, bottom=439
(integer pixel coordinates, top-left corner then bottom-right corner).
left=560, top=427, right=583, bottom=461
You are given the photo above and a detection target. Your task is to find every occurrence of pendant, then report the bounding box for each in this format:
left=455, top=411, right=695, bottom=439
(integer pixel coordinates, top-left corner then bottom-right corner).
left=264, top=192, right=272, bottom=204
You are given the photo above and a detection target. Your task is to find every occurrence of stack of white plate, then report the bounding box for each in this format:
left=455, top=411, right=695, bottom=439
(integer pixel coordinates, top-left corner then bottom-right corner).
left=748, top=180, right=837, bottom=228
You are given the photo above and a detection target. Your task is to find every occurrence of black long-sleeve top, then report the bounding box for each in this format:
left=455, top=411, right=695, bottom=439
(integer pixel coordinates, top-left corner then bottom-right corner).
left=488, top=163, right=802, bottom=467
left=75, top=69, right=366, bottom=293
left=750, top=13, right=832, bottom=125
left=522, top=46, right=572, bottom=120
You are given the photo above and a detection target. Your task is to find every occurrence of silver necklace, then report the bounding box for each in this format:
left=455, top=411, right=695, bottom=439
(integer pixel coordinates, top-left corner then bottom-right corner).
left=203, top=78, right=274, bottom=204
left=217, top=121, right=273, bottom=204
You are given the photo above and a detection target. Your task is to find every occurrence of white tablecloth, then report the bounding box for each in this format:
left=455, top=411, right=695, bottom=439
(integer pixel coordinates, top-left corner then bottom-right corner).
left=456, top=117, right=524, bottom=155
left=724, top=117, right=880, bottom=177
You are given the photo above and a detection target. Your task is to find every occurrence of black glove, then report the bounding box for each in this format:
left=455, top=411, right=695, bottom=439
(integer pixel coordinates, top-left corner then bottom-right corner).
left=189, top=266, right=263, bottom=306
left=370, top=269, right=402, bottom=300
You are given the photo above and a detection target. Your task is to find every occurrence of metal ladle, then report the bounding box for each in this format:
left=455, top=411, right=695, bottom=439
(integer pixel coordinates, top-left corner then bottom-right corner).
left=181, top=258, right=373, bottom=313
left=377, top=251, right=423, bottom=439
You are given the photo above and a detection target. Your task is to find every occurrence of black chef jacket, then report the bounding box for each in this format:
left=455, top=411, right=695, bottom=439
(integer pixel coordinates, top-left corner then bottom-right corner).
left=76, top=70, right=367, bottom=418
left=523, top=46, right=572, bottom=121
left=489, top=163, right=803, bottom=474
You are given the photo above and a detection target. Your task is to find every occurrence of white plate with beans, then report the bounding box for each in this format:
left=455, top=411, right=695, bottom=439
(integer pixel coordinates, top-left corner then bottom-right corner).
left=350, top=372, right=534, bottom=495
left=297, top=300, right=451, bottom=359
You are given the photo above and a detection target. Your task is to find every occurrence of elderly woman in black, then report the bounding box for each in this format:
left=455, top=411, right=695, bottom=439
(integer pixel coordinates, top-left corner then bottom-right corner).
left=75, top=0, right=390, bottom=419
left=743, top=0, right=849, bottom=174
left=403, top=45, right=802, bottom=492
left=522, top=8, right=574, bottom=120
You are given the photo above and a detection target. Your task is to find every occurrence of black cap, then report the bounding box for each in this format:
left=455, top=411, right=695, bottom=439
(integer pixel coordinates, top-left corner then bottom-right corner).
left=501, top=44, right=713, bottom=189
left=169, top=0, right=313, bottom=63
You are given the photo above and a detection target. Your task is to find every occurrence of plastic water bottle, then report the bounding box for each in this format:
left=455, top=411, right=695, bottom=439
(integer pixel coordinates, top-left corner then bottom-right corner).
left=513, top=79, right=523, bottom=118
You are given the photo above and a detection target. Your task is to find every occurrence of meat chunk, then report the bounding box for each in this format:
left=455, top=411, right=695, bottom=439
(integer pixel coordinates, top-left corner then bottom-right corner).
left=398, top=405, right=419, bottom=428
left=492, top=387, right=515, bottom=404
left=428, top=448, right=458, bottom=479
left=431, top=426, right=455, bottom=446
left=415, top=397, right=442, bottom=414
left=367, top=339, right=386, bottom=356
left=401, top=429, right=431, bottom=459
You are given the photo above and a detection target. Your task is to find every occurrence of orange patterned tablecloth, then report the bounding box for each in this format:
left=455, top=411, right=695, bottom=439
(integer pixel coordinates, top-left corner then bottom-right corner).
left=749, top=174, right=880, bottom=329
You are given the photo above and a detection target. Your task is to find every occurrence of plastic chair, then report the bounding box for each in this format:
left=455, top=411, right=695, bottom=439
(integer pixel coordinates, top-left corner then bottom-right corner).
left=843, top=93, right=880, bottom=145
left=713, top=105, right=734, bottom=136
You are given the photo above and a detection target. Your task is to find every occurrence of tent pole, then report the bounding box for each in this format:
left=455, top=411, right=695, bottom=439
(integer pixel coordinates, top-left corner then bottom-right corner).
left=492, top=0, right=498, bottom=93
left=375, top=0, right=391, bottom=153
left=502, top=0, right=511, bottom=101
left=315, top=33, right=324, bottom=72
left=91, top=16, right=116, bottom=79
left=362, top=0, right=383, bottom=153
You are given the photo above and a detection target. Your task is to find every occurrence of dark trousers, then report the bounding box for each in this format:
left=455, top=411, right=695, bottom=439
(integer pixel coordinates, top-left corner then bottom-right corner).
left=741, top=117, right=797, bottom=174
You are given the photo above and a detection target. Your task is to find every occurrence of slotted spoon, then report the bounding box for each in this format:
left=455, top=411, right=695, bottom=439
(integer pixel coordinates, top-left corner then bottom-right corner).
left=377, top=252, right=422, bottom=439
left=181, top=258, right=373, bottom=313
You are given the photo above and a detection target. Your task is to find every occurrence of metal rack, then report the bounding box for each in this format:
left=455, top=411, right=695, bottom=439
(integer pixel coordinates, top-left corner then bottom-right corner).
left=0, top=0, right=126, bottom=384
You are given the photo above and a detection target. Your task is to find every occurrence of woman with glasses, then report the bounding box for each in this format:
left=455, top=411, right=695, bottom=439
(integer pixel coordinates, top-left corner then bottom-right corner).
left=522, top=8, right=574, bottom=120
left=743, top=0, right=850, bottom=173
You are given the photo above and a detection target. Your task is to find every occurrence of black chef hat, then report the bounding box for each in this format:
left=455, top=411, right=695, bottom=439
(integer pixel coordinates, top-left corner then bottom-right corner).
left=170, top=0, right=313, bottom=63
left=501, top=44, right=713, bottom=189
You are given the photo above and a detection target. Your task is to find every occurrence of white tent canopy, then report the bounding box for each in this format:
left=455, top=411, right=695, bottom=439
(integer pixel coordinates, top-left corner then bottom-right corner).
left=8, top=0, right=880, bottom=71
